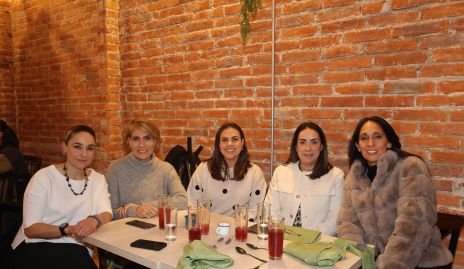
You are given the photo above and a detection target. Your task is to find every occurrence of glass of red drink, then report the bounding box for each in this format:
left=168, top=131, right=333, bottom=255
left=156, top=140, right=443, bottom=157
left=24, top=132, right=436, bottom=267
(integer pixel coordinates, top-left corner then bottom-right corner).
left=268, top=215, right=285, bottom=260
left=234, top=204, right=248, bottom=242
left=188, top=205, right=202, bottom=242
left=197, top=199, right=211, bottom=235
left=158, top=195, right=172, bottom=230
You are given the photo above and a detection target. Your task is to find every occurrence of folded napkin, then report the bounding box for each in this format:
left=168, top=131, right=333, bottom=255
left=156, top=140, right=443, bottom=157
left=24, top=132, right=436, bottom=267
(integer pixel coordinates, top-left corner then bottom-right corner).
left=177, top=240, right=234, bottom=269
left=334, top=238, right=375, bottom=269
left=283, top=238, right=376, bottom=268
left=284, top=225, right=321, bottom=243
left=284, top=241, right=343, bottom=266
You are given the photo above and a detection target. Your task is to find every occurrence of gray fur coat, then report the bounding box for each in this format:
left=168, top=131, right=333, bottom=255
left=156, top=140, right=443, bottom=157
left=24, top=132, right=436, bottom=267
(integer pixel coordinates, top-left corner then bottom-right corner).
left=337, top=150, right=452, bottom=268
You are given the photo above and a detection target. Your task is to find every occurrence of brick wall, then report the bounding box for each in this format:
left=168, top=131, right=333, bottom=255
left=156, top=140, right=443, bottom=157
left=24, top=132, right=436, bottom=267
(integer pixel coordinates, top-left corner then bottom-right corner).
left=7, top=0, right=464, bottom=266
left=10, top=0, right=122, bottom=171
left=0, top=0, right=14, bottom=126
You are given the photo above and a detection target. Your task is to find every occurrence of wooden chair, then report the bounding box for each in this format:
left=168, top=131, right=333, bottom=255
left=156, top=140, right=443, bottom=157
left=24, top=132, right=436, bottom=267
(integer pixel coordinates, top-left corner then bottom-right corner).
left=436, top=212, right=464, bottom=269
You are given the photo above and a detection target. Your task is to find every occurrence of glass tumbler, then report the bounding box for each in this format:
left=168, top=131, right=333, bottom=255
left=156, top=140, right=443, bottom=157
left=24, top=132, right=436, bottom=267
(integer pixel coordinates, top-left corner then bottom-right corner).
left=197, top=199, right=211, bottom=235
left=234, top=204, right=248, bottom=242
left=268, top=215, right=285, bottom=260
left=256, top=202, right=271, bottom=240
left=164, top=207, right=177, bottom=241
left=158, top=195, right=172, bottom=230
left=188, top=205, right=202, bottom=242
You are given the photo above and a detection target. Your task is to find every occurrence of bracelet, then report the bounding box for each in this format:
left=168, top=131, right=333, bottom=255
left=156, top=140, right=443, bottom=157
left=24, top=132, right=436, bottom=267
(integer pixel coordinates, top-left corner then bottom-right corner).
left=87, top=214, right=102, bottom=228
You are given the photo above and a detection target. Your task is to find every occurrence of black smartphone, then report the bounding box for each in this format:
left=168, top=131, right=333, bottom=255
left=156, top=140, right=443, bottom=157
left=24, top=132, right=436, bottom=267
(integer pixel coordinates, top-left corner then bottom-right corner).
left=248, top=223, right=257, bottom=234
left=126, top=220, right=156, bottom=229
left=130, top=239, right=167, bottom=251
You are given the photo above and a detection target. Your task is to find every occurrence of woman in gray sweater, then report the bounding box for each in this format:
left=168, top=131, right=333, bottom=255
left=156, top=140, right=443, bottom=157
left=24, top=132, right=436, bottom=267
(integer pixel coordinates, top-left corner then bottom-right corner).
left=107, top=120, right=187, bottom=219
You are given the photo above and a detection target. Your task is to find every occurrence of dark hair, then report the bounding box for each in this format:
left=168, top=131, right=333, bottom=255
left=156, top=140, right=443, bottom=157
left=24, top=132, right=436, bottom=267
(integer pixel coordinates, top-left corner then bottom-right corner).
left=207, top=122, right=251, bottom=181
left=0, top=120, right=20, bottom=149
left=348, top=116, right=419, bottom=167
left=285, top=122, right=333, bottom=179
left=65, top=125, right=96, bottom=145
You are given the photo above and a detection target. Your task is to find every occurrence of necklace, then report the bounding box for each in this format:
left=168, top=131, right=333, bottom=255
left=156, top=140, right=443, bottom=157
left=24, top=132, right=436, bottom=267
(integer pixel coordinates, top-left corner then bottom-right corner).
left=63, top=164, right=89, bottom=195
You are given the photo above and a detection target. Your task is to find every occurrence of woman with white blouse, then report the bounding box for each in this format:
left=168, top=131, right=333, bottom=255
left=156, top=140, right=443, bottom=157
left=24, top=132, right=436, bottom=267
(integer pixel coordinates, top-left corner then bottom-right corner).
left=11, top=125, right=112, bottom=269
left=265, top=122, right=344, bottom=236
left=187, top=122, right=267, bottom=218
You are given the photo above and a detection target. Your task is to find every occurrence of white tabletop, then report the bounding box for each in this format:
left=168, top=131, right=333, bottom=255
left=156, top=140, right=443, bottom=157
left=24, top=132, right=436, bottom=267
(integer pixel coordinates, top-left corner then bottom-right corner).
left=84, top=212, right=361, bottom=269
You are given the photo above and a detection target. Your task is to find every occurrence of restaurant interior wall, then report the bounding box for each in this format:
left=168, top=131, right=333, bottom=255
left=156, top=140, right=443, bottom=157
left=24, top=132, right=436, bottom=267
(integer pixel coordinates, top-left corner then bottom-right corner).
left=0, top=1, right=15, bottom=127
left=4, top=0, right=464, bottom=266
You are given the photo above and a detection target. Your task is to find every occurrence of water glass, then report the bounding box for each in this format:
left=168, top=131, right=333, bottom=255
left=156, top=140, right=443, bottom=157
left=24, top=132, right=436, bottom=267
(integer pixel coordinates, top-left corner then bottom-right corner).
left=188, top=205, right=201, bottom=242
left=235, top=204, right=248, bottom=242
left=268, top=215, right=285, bottom=260
left=158, top=195, right=172, bottom=230
left=164, top=207, right=177, bottom=241
left=256, top=202, right=270, bottom=240
left=197, top=199, right=211, bottom=235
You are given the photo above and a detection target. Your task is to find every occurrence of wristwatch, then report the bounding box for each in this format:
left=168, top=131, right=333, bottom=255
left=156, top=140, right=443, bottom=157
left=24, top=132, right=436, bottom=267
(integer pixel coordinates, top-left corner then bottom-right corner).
left=59, top=222, right=69, bottom=236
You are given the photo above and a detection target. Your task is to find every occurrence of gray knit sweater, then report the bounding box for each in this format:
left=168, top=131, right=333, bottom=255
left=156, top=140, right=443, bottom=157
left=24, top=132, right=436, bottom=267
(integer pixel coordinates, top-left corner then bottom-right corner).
left=107, top=153, right=187, bottom=219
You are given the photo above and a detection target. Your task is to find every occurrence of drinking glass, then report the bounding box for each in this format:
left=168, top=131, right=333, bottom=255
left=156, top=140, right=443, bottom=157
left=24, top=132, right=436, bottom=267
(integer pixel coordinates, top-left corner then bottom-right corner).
left=256, top=202, right=270, bottom=240
left=197, top=199, right=211, bottom=235
left=188, top=205, right=201, bottom=242
left=452, top=178, right=464, bottom=208
left=164, top=207, right=177, bottom=241
left=158, top=196, right=172, bottom=230
left=268, top=215, right=285, bottom=260
left=235, top=204, right=248, bottom=242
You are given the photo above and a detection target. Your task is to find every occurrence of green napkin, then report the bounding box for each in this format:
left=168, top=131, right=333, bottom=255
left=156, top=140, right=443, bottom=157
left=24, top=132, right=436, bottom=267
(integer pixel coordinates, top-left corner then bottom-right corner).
left=284, top=225, right=321, bottom=243
left=334, top=239, right=375, bottom=269
left=284, top=241, right=343, bottom=266
left=177, top=240, right=234, bottom=269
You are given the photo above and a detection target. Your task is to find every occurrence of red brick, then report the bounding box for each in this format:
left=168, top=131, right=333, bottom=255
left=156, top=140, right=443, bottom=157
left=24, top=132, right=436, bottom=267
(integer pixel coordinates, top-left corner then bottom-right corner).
left=323, top=71, right=364, bottom=83
left=375, top=51, right=426, bottom=66
left=301, top=35, right=341, bottom=48
left=344, top=28, right=391, bottom=43
left=384, top=81, right=434, bottom=94
left=392, top=0, right=444, bottom=10
left=301, top=109, right=342, bottom=119
left=421, top=123, right=464, bottom=136
left=432, top=48, right=464, bottom=62
left=317, top=6, right=359, bottom=22
left=403, top=135, right=460, bottom=149
left=366, top=96, right=414, bottom=107
left=392, top=21, right=448, bottom=38
left=416, top=95, right=451, bottom=106
left=281, top=50, right=321, bottom=63
left=280, top=25, right=318, bottom=39
left=321, top=19, right=364, bottom=34
left=282, top=1, right=321, bottom=14
left=288, top=62, right=324, bottom=73
left=369, top=11, right=418, bottom=26
left=432, top=151, right=464, bottom=164
left=294, top=85, right=332, bottom=95
left=321, top=96, right=363, bottom=107
left=421, top=64, right=464, bottom=77
left=335, top=83, right=378, bottom=94
left=393, top=109, right=447, bottom=121
left=422, top=2, right=464, bottom=20
left=361, top=0, right=386, bottom=15
left=323, top=45, right=362, bottom=58
left=281, top=97, right=319, bottom=107
left=366, top=39, right=417, bottom=54
left=366, top=66, right=417, bottom=80
left=328, top=56, right=373, bottom=70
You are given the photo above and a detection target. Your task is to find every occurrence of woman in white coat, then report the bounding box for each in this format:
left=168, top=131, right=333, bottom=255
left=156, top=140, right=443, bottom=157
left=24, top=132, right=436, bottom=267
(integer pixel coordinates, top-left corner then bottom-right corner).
left=265, top=122, right=344, bottom=236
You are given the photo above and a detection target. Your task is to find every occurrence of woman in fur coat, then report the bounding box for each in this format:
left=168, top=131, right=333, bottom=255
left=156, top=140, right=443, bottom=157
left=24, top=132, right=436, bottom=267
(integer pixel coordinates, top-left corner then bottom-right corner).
left=337, top=116, right=452, bottom=269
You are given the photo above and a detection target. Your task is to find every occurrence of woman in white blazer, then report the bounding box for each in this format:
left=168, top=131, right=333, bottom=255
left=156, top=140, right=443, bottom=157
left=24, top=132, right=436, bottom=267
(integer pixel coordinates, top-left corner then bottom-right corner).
left=265, top=122, right=344, bottom=236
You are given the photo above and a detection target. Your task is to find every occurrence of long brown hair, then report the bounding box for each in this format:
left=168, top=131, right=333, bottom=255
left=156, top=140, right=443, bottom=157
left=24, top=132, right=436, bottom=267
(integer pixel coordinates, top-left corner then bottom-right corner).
left=207, top=122, right=251, bottom=181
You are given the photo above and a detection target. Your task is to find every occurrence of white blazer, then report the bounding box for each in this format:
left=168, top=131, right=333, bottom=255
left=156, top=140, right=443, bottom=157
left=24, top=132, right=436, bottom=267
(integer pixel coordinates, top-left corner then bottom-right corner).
left=265, top=162, right=344, bottom=236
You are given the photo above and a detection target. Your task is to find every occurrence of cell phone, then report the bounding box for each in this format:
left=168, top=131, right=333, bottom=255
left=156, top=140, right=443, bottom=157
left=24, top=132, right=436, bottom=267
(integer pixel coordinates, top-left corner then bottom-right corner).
left=126, top=220, right=156, bottom=229
left=248, top=223, right=257, bottom=234
left=130, top=239, right=167, bottom=251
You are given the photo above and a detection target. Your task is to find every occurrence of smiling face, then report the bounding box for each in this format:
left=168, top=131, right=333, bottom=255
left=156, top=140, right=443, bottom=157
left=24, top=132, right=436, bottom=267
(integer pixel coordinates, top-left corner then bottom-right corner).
left=62, top=131, right=96, bottom=171
left=296, top=128, right=322, bottom=171
left=357, top=121, right=391, bottom=166
left=219, top=127, right=244, bottom=167
left=127, top=128, right=156, bottom=161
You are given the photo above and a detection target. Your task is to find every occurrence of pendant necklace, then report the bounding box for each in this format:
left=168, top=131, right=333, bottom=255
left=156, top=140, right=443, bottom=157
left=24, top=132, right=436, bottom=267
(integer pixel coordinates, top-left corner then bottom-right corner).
left=63, top=164, right=89, bottom=195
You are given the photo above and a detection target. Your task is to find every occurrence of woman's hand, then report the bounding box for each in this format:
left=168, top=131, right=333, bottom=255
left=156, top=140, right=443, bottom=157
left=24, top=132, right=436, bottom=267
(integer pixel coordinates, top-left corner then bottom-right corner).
left=115, top=202, right=139, bottom=218
left=135, top=202, right=158, bottom=218
left=72, top=218, right=98, bottom=238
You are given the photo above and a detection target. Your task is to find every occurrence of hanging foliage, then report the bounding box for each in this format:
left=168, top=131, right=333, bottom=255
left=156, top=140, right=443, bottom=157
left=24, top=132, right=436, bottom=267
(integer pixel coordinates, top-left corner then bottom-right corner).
left=240, top=0, right=261, bottom=43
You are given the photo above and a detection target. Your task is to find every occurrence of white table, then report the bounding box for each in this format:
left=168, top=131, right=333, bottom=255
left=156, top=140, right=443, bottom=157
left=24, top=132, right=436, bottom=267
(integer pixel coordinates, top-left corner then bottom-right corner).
left=84, top=212, right=361, bottom=269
